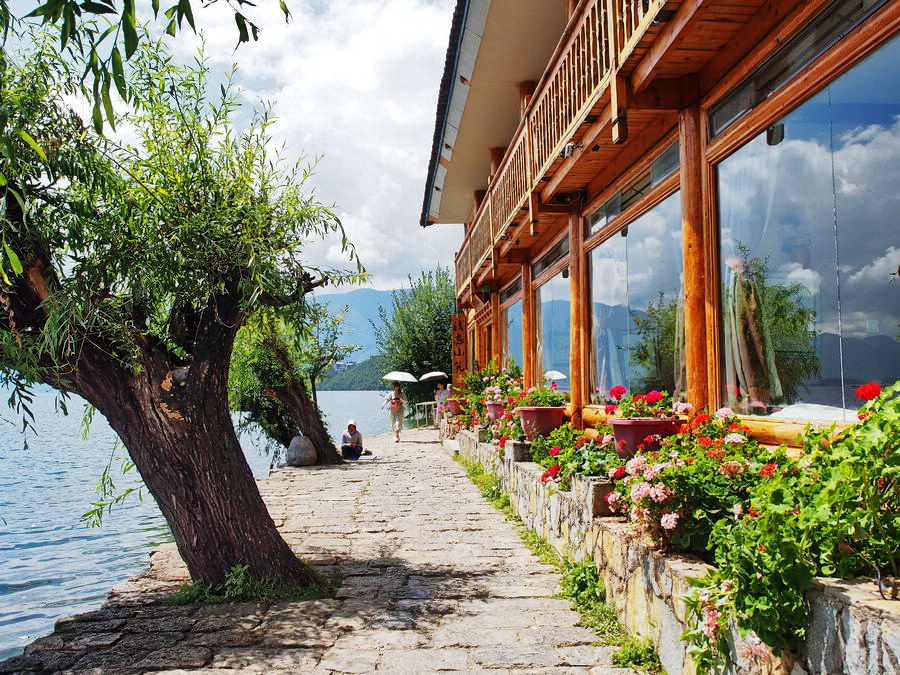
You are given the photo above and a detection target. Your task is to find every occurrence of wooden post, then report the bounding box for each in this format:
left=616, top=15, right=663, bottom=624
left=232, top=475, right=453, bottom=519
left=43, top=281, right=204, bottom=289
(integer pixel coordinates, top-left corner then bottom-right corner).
left=451, top=314, right=468, bottom=388
left=491, top=291, right=502, bottom=362
left=518, top=81, right=535, bottom=118
left=679, top=103, right=708, bottom=410
left=489, top=147, right=505, bottom=180
left=568, top=211, right=585, bottom=428
left=521, top=263, right=536, bottom=388
left=473, top=189, right=486, bottom=212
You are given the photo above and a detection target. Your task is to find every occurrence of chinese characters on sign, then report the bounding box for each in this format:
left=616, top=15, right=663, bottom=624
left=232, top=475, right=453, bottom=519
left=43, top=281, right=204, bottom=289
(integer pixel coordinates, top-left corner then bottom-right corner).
left=451, top=314, right=467, bottom=387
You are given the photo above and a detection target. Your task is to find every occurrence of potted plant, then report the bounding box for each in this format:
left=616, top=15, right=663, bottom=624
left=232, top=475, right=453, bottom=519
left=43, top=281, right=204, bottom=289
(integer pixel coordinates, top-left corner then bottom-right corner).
left=515, top=383, right=569, bottom=441
left=604, top=386, right=690, bottom=457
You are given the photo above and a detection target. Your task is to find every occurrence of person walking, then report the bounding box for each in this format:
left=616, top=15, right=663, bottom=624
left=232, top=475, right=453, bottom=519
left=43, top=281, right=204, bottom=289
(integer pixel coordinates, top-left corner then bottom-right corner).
left=435, top=381, right=451, bottom=413
left=382, top=382, right=407, bottom=443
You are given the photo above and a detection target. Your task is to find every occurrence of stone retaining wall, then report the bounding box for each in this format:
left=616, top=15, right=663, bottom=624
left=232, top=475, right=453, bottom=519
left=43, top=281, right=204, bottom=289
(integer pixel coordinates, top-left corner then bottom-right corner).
left=453, top=430, right=900, bottom=675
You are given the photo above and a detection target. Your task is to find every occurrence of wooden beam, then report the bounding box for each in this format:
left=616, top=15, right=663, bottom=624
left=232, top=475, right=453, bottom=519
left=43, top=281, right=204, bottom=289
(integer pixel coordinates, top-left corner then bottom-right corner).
left=568, top=210, right=585, bottom=429
left=679, top=104, right=708, bottom=411
left=632, top=0, right=715, bottom=94
left=518, top=81, right=536, bottom=118
left=491, top=290, right=501, bottom=361
left=504, top=250, right=531, bottom=264
left=629, top=79, right=684, bottom=111
left=610, top=73, right=628, bottom=144
left=521, top=264, right=536, bottom=388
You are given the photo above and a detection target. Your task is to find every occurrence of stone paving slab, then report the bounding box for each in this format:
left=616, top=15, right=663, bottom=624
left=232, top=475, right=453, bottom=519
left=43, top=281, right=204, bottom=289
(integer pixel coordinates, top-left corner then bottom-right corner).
left=0, top=428, right=629, bottom=674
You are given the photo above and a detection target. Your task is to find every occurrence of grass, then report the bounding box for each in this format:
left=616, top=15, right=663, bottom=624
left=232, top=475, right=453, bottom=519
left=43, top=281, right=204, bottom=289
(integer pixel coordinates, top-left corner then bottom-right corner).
left=453, top=451, right=665, bottom=674
left=166, top=562, right=340, bottom=606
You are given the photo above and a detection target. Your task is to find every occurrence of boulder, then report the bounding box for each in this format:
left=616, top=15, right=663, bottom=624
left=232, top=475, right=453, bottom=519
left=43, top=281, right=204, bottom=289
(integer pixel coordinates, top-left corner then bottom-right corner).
left=285, top=434, right=317, bottom=466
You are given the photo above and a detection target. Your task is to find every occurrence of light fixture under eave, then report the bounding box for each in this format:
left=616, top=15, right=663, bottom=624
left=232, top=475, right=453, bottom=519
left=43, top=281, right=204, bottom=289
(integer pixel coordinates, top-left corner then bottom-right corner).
left=559, top=142, right=583, bottom=159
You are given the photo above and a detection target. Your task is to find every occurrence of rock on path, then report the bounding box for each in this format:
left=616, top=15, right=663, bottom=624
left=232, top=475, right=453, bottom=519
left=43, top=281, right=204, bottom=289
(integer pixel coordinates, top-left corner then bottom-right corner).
left=2, top=428, right=631, bottom=674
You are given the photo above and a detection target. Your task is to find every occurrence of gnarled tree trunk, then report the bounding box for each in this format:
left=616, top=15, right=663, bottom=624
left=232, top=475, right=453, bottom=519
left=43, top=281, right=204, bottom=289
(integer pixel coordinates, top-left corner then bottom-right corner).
left=273, top=378, right=342, bottom=465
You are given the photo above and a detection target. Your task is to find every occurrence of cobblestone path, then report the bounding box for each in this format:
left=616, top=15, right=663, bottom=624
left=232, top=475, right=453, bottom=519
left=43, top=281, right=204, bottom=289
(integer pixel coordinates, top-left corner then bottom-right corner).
left=2, top=428, right=630, bottom=674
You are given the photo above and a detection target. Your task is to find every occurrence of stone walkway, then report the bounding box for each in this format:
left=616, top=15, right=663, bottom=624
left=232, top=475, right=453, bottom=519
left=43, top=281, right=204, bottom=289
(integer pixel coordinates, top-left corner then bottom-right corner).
left=2, top=428, right=631, bottom=674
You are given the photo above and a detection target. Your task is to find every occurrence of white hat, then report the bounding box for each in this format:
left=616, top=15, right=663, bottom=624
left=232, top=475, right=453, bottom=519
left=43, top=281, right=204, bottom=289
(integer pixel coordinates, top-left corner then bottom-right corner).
left=347, top=420, right=357, bottom=428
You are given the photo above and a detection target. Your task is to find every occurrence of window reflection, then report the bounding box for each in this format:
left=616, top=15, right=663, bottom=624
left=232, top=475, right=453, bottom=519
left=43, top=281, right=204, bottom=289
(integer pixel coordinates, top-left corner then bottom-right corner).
left=502, top=300, right=523, bottom=372
left=588, top=192, right=685, bottom=401
left=535, top=269, right=570, bottom=391
left=717, top=35, right=900, bottom=421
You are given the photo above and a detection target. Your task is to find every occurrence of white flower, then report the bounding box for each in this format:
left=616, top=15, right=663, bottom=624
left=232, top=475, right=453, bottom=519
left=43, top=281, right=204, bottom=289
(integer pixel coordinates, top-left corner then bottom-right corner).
left=671, top=401, right=693, bottom=414
left=715, top=407, right=735, bottom=419
left=723, top=433, right=746, bottom=444
left=732, top=503, right=743, bottom=517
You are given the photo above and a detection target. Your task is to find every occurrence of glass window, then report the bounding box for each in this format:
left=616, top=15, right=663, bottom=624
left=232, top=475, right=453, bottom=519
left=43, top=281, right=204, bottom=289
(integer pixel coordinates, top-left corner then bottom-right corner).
left=502, top=300, right=523, bottom=371
left=532, top=236, right=569, bottom=279
left=534, top=269, right=571, bottom=391
left=588, top=193, right=686, bottom=401
left=716, top=35, right=900, bottom=421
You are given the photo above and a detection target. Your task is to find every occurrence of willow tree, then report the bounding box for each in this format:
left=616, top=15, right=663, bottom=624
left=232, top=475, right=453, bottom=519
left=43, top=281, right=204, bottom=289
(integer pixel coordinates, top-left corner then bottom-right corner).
left=230, top=302, right=359, bottom=463
left=0, top=40, right=362, bottom=585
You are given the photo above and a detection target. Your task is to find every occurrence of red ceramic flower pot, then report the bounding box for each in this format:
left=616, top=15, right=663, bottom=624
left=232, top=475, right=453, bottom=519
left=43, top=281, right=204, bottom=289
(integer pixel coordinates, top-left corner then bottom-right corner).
left=485, top=400, right=505, bottom=422
left=609, top=418, right=680, bottom=458
left=517, top=406, right=566, bottom=441
left=445, top=398, right=465, bottom=415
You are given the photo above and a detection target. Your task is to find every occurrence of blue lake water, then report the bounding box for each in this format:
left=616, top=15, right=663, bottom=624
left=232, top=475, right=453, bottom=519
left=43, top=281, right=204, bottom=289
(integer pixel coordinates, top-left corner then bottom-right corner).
left=0, top=389, right=396, bottom=660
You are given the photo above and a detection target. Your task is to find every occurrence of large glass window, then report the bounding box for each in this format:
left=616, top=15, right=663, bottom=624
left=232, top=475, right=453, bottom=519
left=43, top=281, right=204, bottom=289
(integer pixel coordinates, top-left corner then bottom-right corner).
left=588, top=192, right=685, bottom=401
left=716, top=35, right=900, bottom=421
left=534, top=269, right=571, bottom=391
left=502, top=300, right=523, bottom=371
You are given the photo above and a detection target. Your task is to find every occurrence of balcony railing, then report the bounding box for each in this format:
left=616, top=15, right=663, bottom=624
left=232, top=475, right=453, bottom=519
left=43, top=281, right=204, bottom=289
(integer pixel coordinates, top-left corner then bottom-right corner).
left=454, top=0, right=665, bottom=298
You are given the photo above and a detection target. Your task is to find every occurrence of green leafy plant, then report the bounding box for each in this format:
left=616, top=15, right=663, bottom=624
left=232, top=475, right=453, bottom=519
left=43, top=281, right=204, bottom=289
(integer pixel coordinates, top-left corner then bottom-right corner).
left=517, top=382, right=569, bottom=408
left=168, top=563, right=340, bottom=605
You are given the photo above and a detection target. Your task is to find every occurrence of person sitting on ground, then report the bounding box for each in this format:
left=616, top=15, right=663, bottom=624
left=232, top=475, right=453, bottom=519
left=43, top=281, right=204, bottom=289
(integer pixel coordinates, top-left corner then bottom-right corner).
left=381, top=382, right=407, bottom=443
left=341, top=420, right=370, bottom=459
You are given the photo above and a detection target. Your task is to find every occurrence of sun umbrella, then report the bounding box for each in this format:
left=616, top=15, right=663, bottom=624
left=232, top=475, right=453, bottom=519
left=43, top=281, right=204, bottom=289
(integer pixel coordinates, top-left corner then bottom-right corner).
left=543, top=370, right=568, bottom=381
left=419, top=371, right=448, bottom=381
left=382, top=371, right=419, bottom=383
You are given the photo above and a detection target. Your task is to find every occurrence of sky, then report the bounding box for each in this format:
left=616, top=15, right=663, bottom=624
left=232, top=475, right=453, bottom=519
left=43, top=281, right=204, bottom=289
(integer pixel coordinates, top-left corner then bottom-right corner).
left=167, top=0, right=462, bottom=292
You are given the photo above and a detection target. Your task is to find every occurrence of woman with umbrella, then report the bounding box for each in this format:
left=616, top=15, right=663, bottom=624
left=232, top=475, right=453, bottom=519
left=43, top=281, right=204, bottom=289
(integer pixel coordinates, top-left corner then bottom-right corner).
left=381, top=372, right=415, bottom=442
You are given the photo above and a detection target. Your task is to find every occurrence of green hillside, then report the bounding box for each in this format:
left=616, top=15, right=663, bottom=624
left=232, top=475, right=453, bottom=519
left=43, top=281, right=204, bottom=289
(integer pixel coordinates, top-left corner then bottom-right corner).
left=318, top=356, right=387, bottom=391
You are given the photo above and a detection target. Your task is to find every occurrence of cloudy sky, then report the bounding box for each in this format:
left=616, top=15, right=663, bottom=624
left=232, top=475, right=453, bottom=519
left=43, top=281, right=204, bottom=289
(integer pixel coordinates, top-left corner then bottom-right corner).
left=169, top=0, right=461, bottom=292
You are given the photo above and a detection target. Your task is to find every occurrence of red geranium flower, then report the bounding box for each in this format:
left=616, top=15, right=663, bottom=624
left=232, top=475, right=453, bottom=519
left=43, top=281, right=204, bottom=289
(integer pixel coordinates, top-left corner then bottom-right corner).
left=692, top=413, right=711, bottom=429
left=549, top=445, right=561, bottom=457
left=609, top=385, right=627, bottom=400
left=760, top=463, right=777, bottom=478
left=678, top=424, right=690, bottom=434
left=499, top=436, right=508, bottom=449
left=855, top=382, right=882, bottom=401
left=697, top=436, right=714, bottom=447
left=645, top=390, right=664, bottom=404
left=748, top=508, right=760, bottom=517
left=758, top=544, right=765, bottom=552
left=633, top=394, right=645, bottom=402
left=613, top=466, right=626, bottom=479
left=605, top=404, right=618, bottom=415
left=541, top=464, right=561, bottom=481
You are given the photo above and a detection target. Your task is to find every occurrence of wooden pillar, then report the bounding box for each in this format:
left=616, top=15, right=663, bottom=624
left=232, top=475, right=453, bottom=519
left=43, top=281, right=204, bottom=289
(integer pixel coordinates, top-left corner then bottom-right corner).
left=567, top=0, right=578, bottom=19
left=679, top=103, right=709, bottom=410
left=518, top=81, right=535, bottom=118
left=521, top=263, right=536, bottom=388
left=491, top=291, right=502, bottom=362
left=568, top=211, right=585, bottom=428
left=489, top=147, right=505, bottom=180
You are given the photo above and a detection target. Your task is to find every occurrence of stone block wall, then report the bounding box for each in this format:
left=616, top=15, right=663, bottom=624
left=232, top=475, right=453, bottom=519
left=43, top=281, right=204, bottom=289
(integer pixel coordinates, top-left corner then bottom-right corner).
left=452, top=430, right=900, bottom=674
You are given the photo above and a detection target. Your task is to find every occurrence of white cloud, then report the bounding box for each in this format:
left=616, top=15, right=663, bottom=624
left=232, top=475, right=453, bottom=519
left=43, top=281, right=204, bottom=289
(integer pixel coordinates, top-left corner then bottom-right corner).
left=168, top=0, right=460, bottom=292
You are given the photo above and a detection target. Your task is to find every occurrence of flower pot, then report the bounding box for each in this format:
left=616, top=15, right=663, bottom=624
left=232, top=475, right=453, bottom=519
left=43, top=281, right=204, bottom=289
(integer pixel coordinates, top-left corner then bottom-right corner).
left=516, top=406, right=566, bottom=441
left=444, top=398, right=465, bottom=416
left=609, top=417, right=680, bottom=458
left=485, top=400, right=505, bottom=422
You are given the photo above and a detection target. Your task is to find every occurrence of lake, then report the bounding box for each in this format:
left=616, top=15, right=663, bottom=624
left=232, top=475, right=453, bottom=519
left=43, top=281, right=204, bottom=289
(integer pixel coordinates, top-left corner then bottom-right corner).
left=0, top=389, right=401, bottom=660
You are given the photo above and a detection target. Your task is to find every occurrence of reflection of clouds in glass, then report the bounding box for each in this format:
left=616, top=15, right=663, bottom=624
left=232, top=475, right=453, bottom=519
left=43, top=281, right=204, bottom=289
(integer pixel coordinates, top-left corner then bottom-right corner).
left=779, top=262, right=822, bottom=294
left=846, top=246, right=898, bottom=287
left=590, top=257, right=627, bottom=306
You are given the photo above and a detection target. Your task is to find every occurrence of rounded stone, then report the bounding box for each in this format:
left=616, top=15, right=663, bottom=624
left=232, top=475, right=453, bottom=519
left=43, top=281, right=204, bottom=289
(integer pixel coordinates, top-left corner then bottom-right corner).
left=286, top=435, right=317, bottom=466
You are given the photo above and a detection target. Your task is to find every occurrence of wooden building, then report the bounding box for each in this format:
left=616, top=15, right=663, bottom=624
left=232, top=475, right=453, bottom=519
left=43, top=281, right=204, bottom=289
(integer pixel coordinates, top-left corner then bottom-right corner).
left=422, top=0, right=899, bottom=442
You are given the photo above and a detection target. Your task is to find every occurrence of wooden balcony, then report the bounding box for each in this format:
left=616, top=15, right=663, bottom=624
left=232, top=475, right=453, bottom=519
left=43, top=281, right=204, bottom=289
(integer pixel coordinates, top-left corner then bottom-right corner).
left=454, top=0, right=665, bottom=302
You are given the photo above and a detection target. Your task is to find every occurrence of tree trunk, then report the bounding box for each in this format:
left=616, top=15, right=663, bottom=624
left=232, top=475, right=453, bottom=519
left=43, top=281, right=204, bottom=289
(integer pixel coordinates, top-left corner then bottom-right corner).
left=72, top=346, right=317, bottom=588
left=274, top=379, right=342, bottom=465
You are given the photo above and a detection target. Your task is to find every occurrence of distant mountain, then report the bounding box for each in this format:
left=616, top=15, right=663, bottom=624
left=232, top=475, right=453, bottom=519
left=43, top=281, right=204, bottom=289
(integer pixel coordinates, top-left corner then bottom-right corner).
left=318, top=356, right=387, bottom=391
left=313, top=288, right=397, bottom=360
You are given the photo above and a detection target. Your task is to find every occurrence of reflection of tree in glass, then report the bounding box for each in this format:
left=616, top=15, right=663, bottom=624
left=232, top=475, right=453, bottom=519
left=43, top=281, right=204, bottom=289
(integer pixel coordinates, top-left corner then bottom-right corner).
left=631, top=293, right=681, bottom=394
left=724, top=244, right=820, bottom=409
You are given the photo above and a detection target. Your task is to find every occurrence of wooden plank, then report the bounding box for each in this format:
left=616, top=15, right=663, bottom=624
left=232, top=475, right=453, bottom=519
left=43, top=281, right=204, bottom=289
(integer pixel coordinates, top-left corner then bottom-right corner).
left=678, top=104, right=709, bottom=411
left=632, top=0, right=716, bottom=93
left=491, top=290, right=501, bottom=361
left=700, top=115, right=721, bottom=409
left=568, top=210, right=585, bottom=428
left=540, top=101, right=612, bottom=200
left=521, top=263, right=536, bottom=388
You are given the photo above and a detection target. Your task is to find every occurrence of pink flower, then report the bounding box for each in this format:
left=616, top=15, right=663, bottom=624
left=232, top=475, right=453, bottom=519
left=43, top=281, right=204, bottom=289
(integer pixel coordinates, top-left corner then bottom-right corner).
left=608, top=466, right=626, bottom=480
left=625, top=456, right=647, bottom=476
left=719, top=460, right=746, bottom=477
left=649, top=482, right=671, bottom=503
left=604, top=404, right=618, bottom=415
left=609, top=385, right=627, bottom=400
left=606, top=491, right=621, bottom=509
left=723, top=433, right=746, bottom=444
left=714, top=407, right=734, bottom=419
left=660, top=512, right=679, bottom=530
left=702, top=608, right=721, bottom=638
left=630, top=481, right=652, bottom=502
left=671, top=401, right=693, bottom=414
left=601, top=434, right=615, bottom=445
left=739, top=636, right=772, bottom=665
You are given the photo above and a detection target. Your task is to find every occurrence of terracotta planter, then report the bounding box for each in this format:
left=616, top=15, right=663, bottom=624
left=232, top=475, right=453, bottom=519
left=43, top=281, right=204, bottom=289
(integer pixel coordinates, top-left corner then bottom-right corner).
left=485, top=400, right=505, bottom=421
left=516, top=406, right=566, bottom=441
left=444, top=398, right=465, bottom=415
left=609, top=417, right=680, bottom=458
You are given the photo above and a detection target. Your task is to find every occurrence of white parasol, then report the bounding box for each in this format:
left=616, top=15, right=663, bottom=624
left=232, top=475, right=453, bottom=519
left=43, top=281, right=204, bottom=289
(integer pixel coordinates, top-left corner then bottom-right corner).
left=419, top=371, right=449, bottom=382
left=382, top=371, right=419, bottom=383
left=543, top=370, right=568, bottom=381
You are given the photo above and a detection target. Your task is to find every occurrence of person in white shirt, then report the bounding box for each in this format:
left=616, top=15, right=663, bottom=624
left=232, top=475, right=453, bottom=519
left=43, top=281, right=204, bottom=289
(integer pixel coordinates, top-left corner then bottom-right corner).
left=381, top=382, right=407, bottom=443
